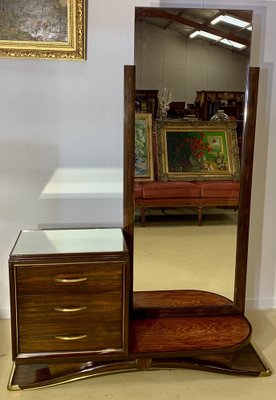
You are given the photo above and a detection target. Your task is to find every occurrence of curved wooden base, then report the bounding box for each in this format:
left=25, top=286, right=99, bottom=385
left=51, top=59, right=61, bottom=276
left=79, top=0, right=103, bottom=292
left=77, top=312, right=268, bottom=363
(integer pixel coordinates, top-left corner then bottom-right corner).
left=8, top=294, right=271, bottom=390
left=8, top=291, right=271, bottom=390
left=8, top=343, right=271, bottom=390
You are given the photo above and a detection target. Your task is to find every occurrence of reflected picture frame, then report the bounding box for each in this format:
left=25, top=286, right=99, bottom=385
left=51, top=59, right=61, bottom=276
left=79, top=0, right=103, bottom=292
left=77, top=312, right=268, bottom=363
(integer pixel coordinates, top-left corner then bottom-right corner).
left=135, top=113, right=154, bottom=181
left=157, top=120, right=240, bottom=181
left=0, top=0, right=86, bottom=60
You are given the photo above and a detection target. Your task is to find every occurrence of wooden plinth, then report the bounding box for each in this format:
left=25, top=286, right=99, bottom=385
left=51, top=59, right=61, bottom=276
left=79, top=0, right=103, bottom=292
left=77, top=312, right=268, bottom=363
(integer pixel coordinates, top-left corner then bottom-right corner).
left=8, top=313, right=271, bottom=390
left=8, top=345, right=271, bottom=391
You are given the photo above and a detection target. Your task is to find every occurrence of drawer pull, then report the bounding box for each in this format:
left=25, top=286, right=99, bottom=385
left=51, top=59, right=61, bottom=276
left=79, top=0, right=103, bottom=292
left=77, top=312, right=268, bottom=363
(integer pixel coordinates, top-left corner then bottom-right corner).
left=55, top=334, right=87, bottom=341
left=54, top=277, right=88, bottom=283
left=54, top=306, right=87, bottom=313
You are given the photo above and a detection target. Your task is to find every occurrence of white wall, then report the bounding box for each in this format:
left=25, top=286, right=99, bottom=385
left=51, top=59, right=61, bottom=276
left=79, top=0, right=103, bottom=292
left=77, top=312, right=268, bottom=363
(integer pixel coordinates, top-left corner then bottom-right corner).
left=1, top=0, right=276, bottom=317
left=135, top=21, right=249, bottom=103
left=0, top=0, right=135, bottom=317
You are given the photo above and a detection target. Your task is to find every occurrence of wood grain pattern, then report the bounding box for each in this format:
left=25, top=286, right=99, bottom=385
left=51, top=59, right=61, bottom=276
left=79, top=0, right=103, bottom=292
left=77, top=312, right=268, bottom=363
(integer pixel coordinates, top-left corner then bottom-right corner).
left=10, top=248, right=129, bottom=361
left=133, top=290, right=236, bottom=318
left=16, top=262, right=123, bottom=295
left=123, top=65, right=135, bottom=236
left=19, top=323, right=123, bottom=353
left=18, top=291, right=123, bottom=353
left=123, top=66, right=135, bottom=307
left=234, top=67, right=260, bottom=313
left=134, top=290, right=232, bottom=308
left=130, top=315, right=251, bottom=355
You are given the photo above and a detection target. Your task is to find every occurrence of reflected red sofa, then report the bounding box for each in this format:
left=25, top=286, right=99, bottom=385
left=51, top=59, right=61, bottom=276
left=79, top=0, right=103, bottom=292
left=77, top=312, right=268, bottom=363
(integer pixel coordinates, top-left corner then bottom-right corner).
left=134, top=180, right=240, bottom=226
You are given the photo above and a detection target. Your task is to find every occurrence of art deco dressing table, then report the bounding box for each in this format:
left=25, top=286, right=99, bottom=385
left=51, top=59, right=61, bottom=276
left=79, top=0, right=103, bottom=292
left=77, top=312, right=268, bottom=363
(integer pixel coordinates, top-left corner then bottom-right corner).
left=7, top=66, right=271, bottom=390
left=7, top=227, right=270, bottom=390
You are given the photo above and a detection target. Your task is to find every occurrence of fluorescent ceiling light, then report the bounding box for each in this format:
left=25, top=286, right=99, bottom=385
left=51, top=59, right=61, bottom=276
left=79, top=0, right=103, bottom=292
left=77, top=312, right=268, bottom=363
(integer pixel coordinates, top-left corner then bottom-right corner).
left=189, top=31, right=199, bottom=39
left=189, top=30, right=221, bottom=41
left=189, top=29, right=246, bottom=50
left=211, top=15, right=224, bottom=25
left=211, top=15, right=251, bottom=30
left=220, top=38, right=246, bottom=50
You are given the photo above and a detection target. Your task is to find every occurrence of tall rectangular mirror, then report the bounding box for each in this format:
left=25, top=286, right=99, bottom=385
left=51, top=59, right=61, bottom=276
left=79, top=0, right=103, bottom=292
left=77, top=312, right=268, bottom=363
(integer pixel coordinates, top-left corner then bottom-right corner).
left=133, top=7, right=254, bottom=309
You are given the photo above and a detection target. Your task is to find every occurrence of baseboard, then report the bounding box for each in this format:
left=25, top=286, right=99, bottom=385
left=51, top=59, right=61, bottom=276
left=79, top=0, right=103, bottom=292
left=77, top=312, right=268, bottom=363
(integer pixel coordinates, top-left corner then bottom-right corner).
left=246, top=297, right=276, bottom=309
left=0, top=309, right=10, bottom=319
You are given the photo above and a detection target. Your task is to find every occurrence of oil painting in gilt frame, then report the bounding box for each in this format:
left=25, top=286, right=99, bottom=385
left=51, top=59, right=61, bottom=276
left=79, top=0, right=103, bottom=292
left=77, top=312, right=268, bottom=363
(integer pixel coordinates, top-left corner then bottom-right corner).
left=157, top=120, right=240, bottom=181
left=0, top=0, right=86, bottom=60
left=135, top=113, right=154, bottom=181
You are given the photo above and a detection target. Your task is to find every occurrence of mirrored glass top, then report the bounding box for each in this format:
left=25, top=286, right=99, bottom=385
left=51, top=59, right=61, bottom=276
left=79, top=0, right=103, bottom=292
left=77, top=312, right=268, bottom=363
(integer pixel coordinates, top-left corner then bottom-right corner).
left=11, top=229, right=126, bottom=255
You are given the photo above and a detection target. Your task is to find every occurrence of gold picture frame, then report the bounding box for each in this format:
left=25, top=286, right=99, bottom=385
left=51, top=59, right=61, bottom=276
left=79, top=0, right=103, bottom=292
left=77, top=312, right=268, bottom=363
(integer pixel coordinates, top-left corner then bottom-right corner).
left=157, top=120, right=240, bottom=181
left=0, top=0, right=86, bottom=60
left=135, top=113, right=154, bottom=181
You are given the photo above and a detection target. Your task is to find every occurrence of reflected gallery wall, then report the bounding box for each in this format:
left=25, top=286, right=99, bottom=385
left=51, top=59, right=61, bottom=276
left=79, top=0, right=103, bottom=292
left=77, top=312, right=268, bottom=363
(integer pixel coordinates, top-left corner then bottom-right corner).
left=133, top=8, right=252, bottom=300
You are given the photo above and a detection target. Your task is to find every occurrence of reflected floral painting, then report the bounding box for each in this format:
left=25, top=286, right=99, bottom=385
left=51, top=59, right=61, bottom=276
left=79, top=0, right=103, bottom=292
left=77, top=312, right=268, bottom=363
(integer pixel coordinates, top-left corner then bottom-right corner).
left=157, top=120, right=240, bottom=181
left=166, top=131, right=229, bottom=173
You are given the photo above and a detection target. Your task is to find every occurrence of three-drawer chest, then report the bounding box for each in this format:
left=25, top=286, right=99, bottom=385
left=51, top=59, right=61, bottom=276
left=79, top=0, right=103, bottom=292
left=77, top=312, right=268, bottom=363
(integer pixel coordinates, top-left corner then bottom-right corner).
left=9, top=228, right=130, bottom=371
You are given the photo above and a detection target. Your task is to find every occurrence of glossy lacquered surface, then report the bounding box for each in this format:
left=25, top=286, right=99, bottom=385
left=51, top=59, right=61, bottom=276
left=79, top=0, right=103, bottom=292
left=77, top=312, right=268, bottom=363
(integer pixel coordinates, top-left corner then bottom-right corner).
left=16, top=262, right=125, bottom=354
left=9, top=228, right=130, bottom=363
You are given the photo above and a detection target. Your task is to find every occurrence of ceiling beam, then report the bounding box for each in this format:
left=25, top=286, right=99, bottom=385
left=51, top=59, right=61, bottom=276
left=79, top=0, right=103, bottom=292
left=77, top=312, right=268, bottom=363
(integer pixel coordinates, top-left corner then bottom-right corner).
left=136, top=8, right=250, bottom=47
left=227, top=10, right=253, bottom=23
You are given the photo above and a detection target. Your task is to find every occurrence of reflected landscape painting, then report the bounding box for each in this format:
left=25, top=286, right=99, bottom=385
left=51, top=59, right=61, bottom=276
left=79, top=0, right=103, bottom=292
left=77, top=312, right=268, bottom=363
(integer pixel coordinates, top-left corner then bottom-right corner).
left=0, top=0, right=68, bottom=42
left=135, top=113, right=154, bottom=181
left=0, top=0, right=86, bottom=59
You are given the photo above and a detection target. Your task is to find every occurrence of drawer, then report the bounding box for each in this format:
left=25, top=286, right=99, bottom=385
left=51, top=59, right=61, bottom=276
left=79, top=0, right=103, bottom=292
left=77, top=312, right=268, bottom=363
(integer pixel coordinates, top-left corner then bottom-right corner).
left=15, top=262, right=124, bottom=295
left=17, top=292, right=122, bottom=325
left=19, top=320, right=123, bottom=353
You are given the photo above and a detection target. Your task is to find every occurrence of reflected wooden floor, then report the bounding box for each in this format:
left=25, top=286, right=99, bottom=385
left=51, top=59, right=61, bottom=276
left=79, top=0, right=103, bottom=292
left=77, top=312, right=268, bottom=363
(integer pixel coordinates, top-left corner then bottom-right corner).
left=134, top=207, right=238, bottom=300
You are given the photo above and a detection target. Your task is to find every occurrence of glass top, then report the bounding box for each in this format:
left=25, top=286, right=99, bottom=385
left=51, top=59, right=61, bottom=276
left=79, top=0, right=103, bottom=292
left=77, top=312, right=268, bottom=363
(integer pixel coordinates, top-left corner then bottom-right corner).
left=11, top=228, right=126, bottom=255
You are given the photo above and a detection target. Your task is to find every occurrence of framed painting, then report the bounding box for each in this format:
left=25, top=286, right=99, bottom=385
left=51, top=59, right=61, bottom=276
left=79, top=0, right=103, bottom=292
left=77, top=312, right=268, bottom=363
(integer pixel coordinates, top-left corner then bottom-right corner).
left=156, top=120, right=240, bottom=181
left=135, top=113, right=154, bottom=181
left=0, top=0, right=86, bottom=60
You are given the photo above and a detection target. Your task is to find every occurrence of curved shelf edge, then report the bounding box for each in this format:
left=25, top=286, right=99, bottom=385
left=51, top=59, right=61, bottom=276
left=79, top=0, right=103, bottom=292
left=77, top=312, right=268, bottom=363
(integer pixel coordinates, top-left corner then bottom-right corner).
left=133, top=290, right=239, bottom=318
left=129, top=314, right=252, bottom=355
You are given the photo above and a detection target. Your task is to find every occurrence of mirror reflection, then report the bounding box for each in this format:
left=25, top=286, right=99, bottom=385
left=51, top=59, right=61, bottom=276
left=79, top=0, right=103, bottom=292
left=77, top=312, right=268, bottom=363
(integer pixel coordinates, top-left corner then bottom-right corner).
left=133, top=8, right=252, bottom=301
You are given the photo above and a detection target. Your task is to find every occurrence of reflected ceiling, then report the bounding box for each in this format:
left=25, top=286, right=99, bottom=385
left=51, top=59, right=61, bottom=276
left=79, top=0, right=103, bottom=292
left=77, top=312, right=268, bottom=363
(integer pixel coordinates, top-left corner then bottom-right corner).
left=136, top=8, right=252, bottom=55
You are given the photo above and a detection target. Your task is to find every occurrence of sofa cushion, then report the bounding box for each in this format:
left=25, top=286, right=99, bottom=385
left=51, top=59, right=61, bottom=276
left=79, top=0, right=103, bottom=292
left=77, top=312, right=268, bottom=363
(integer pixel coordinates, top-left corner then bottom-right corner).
left=134, top=182, right=143, bottom=199
left=142, top=181, right=200, bottom=199
left=197, top=180, right=240, bottom=198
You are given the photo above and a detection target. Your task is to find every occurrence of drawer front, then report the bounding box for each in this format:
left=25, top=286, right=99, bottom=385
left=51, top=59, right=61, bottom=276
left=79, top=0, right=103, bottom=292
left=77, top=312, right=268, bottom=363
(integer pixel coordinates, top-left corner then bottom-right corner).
left=15, top=262, right=123, bottom=295
left=13, top=261, right=129, bottom=356
left=18, top=292, right=122, bottom=326
left=19, top=320, right=123, bottom=353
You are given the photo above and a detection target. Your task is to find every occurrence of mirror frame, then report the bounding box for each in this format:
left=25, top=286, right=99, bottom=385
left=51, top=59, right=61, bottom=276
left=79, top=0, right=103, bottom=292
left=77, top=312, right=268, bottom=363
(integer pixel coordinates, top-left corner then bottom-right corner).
left=123, top=61, right=259, bottom=317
